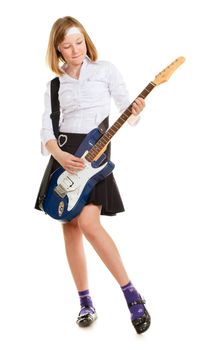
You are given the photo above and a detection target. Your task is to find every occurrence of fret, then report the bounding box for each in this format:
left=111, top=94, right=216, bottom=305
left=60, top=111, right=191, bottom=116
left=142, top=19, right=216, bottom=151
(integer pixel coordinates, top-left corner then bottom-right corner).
left=120, top=114, right=128, bottom=121
left=124, top=109, right=132, bottom=117
left=102, top=135, right=110, bottom=143
left=115, top=121, right=121, bottom=126
left=108, top=130, right=115, bottom=137
left=97, top=141, right=105, bottom=148
left=105, top=130, right=111, bottom=137
left=97, top=140, right=105, bottom=148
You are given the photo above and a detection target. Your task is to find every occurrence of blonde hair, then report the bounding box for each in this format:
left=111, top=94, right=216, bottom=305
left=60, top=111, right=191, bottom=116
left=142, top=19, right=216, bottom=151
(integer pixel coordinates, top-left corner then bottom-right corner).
left=46, top=16, right=98, bottom=76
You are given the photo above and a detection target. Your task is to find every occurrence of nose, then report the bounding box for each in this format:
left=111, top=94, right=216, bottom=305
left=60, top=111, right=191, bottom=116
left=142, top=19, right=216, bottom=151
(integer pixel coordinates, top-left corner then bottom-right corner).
left=71, top=44, right=78, bottom=54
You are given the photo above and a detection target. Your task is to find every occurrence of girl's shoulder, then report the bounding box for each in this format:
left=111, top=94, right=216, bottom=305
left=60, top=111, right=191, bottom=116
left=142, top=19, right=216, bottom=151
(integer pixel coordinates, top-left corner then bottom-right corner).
left=93, top=59, right=116, bottom=69
left=91, top=59, right=119, bottom=77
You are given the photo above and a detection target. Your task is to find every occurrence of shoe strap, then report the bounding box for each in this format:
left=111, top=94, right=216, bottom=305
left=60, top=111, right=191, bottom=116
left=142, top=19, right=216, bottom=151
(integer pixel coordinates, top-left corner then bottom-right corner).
left=128, top=298, right=146, bottom=308
left=80, top=305, right=95, bottom=313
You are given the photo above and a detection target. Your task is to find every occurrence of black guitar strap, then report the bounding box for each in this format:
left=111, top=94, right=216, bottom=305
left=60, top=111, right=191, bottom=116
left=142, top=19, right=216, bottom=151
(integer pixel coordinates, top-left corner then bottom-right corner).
left=50, top=77, right=60, bottom=139
left=35, top=77, right=60, bottom=211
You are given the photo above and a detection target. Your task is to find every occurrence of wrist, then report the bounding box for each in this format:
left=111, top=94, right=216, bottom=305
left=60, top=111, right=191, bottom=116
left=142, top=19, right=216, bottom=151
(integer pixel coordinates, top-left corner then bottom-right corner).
left=52, top=147, right=63, bottom=161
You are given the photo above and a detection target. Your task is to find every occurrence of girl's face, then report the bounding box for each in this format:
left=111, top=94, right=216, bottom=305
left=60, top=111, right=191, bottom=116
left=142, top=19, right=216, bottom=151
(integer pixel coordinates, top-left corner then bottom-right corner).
left=59, top=32, right=87, bottom=66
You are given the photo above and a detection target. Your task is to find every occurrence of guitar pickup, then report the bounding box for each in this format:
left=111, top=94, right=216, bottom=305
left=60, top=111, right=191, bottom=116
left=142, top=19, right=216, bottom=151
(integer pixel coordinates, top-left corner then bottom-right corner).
left=54, top=184, right=67, bottom=198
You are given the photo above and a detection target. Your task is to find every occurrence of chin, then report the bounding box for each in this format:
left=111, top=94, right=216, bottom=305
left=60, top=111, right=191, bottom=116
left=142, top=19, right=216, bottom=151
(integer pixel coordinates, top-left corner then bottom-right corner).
left=73, top=54, right=83, bottom=59
left=72, top=56, right=83, bottom=62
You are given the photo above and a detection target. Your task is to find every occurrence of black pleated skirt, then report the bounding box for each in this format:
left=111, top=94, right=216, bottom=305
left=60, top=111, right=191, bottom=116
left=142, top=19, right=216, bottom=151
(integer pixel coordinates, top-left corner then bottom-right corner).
left=34, top=132, right=125, bottom=216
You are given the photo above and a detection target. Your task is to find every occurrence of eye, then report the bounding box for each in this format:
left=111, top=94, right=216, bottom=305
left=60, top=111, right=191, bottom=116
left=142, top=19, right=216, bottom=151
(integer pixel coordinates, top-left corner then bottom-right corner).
left=77, top=41, right=83, bottom=45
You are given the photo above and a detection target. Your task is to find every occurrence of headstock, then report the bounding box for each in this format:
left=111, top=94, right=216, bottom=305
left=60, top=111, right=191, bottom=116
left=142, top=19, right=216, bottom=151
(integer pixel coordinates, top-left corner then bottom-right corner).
left=153, top=56, right=185, bottom=85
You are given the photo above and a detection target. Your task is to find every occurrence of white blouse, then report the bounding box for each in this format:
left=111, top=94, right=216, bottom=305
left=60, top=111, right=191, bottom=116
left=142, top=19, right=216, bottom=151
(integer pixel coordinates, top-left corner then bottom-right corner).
left=40, top=55, right=140, bottom=155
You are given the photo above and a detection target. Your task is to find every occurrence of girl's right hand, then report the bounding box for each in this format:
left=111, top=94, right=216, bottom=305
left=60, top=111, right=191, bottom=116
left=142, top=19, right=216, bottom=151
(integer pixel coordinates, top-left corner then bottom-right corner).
left=56, top=150, right=85, bottom=174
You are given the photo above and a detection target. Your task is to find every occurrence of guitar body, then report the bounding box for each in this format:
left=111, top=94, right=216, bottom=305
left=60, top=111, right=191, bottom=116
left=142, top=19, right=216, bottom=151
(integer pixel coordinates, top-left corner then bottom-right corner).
left=42, top=128, right=115, bottom=222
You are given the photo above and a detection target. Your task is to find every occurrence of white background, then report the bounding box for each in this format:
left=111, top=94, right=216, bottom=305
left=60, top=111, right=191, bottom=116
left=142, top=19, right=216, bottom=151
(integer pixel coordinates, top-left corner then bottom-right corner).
left=0, top=0, right=220, bottom=349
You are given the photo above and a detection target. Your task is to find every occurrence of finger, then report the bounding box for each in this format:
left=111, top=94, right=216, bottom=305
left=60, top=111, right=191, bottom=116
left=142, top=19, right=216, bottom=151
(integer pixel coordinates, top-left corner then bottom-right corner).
left=132, top=101, right=139, bottom=109
left=133, top=101, right=142, bottom=110
left=72, top=156, right=85, bottom=164
left=67, top=164, right=83, bottom=172
left=68, top=156, right=84, bottom=165
left=132, top=104, right=138, bottom=112
left=70, top=159, right=85, bottom=167
left=131, top=108, right=139, bottom=116
left=135, top=98, right=145, bottom=107
left=132, top=103, right=141, bottom=115
left=132, top=100, right=145, bottom=113
left=65, top=167, right=76, bottom=174
left=136, top=97, right=145, bottom=102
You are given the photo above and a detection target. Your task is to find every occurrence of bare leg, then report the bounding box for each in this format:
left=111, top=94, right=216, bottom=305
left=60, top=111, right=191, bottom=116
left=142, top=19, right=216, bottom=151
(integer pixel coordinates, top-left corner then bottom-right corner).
left=78, top=204, right=130, bottom=286
left=62, top=217, right=88, bottom=291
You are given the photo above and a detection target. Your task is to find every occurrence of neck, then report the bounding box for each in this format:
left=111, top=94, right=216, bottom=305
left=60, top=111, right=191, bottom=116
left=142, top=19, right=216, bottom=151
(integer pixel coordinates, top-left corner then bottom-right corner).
left=65, top=62, right=83, bottom=78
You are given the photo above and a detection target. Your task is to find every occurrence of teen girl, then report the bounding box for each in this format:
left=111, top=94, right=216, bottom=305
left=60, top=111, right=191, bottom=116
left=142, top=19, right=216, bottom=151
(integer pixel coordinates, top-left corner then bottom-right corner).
left=35, top=16, right=151, bottom=334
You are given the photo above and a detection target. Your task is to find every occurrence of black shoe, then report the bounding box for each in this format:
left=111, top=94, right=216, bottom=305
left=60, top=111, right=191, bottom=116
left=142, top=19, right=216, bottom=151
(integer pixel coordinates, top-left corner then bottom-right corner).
left=128, top=297, right=151, bottom=334
left=76, top=306, right=97, bottom=328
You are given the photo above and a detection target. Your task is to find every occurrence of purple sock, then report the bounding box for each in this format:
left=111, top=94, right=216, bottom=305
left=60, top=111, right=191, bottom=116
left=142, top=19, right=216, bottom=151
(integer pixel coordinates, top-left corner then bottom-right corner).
left=121, top=281, right=145, bottom=321
left=78, top=289, right=95, bottom=316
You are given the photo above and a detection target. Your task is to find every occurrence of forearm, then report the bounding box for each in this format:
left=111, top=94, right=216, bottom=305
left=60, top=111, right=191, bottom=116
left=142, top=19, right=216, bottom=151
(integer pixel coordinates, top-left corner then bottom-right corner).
left=45, top=139, right=85, bottom=174
left=45, top=139, right=63, bottom=160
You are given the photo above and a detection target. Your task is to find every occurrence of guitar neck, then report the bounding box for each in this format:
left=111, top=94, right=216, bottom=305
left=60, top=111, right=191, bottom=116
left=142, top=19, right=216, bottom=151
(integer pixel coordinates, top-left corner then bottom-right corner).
left=85, top=81, right=156, bottom=162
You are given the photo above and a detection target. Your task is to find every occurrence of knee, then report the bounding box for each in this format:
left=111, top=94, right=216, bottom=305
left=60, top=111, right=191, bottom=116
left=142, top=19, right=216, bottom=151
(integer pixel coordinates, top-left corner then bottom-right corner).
left=62, top=218, right=81, bottom=243
left=78, top=216, right=101, bottom=241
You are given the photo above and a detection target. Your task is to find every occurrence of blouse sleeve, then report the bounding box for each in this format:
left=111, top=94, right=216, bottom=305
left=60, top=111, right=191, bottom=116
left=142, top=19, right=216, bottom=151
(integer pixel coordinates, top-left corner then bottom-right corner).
left=107, top=62, right=141, bottom=126
left=40, top=81, right=57, bottom=156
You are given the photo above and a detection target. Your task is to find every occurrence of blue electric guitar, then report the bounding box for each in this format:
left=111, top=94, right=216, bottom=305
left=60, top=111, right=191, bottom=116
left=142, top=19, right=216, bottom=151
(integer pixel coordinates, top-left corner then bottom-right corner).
left=43, top=56, right=185, bottom=221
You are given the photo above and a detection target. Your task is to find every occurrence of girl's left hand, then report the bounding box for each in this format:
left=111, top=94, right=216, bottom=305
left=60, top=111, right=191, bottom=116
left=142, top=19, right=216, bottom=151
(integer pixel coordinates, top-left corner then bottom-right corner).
left=131, top=97, right=145, bottom=116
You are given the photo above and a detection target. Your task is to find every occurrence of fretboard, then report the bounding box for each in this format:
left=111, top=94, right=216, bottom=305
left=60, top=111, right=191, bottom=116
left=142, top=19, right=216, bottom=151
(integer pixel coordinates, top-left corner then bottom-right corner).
left=85, top=81, right=156, bottom=162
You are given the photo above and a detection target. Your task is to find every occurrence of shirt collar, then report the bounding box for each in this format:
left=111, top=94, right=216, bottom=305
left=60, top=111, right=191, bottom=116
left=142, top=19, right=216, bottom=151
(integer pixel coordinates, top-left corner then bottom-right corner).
left=60, top=54, right=91, bottom=74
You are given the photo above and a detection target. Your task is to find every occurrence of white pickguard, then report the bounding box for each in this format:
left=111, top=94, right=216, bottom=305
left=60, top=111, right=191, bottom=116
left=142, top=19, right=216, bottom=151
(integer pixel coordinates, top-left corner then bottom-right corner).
left=56, top=152, right=107, bottom=211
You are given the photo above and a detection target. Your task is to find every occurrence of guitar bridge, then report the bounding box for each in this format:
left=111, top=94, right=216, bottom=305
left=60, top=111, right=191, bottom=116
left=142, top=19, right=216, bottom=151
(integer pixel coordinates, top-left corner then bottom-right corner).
left=54, top=184, right=67, bottom=198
